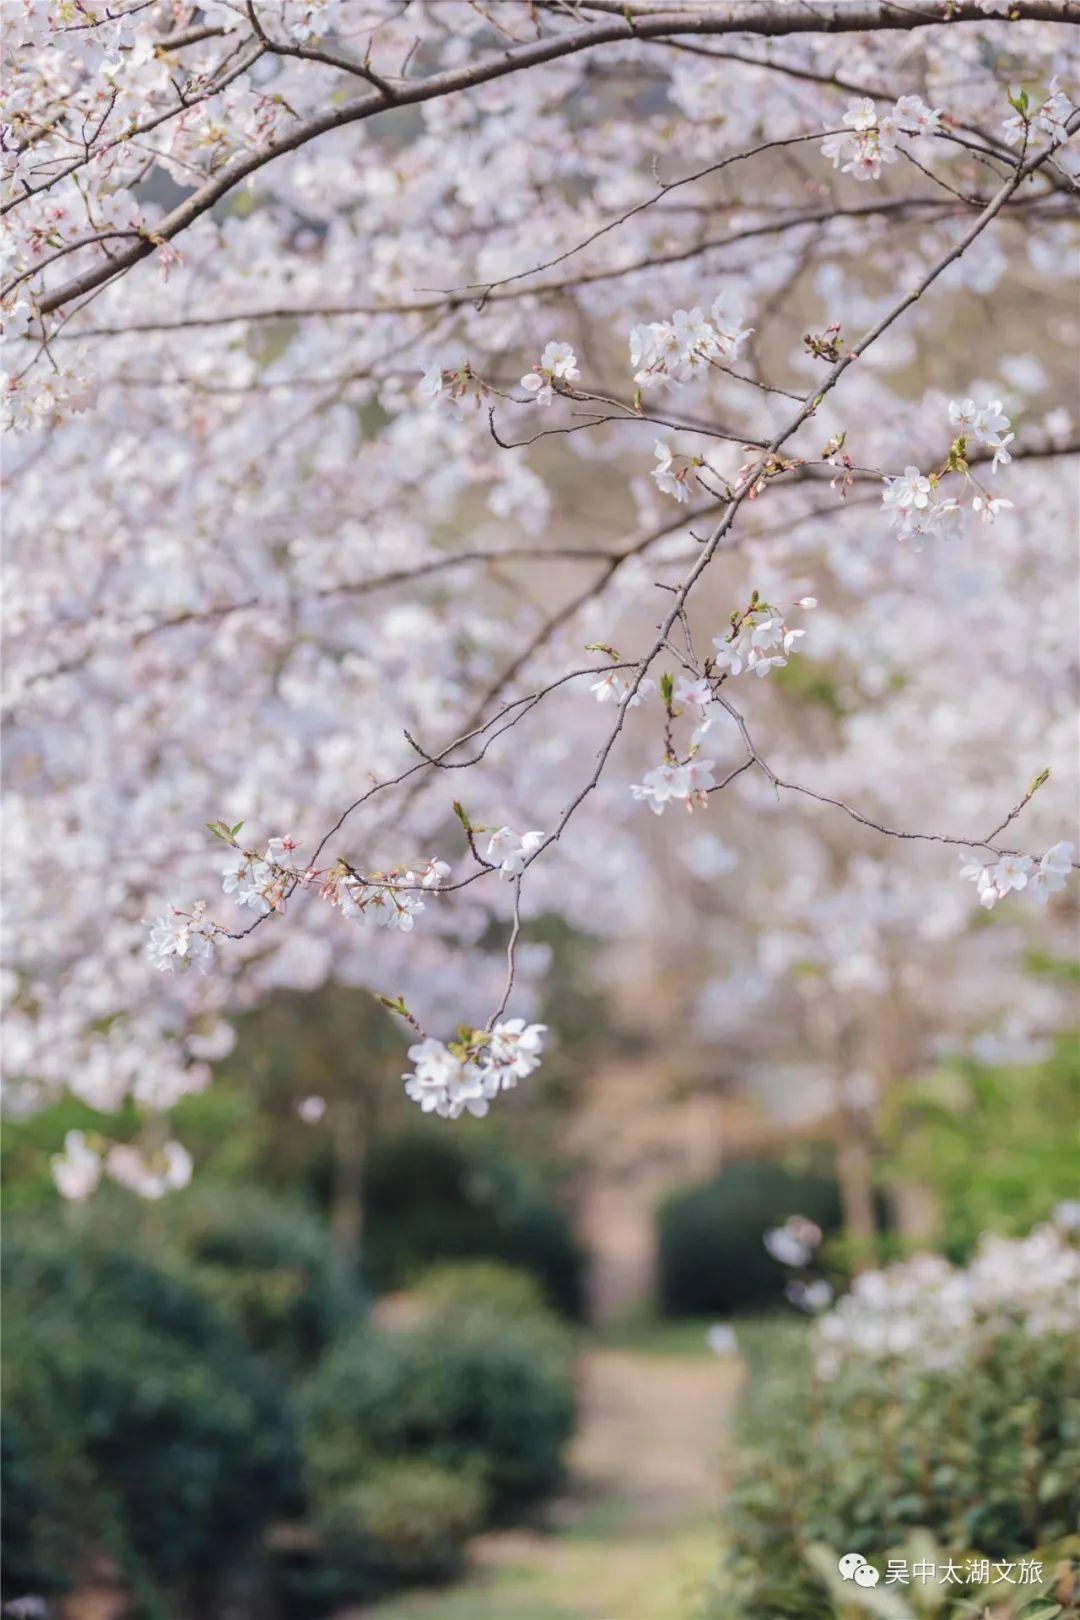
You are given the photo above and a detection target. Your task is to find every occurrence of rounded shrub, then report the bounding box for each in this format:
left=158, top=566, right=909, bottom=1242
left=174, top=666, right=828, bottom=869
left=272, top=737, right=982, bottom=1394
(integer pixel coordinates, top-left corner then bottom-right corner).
left=362, top=1127, right=585, bottom=1317
left=166, top=1183, right=362, bottom=1370
left=410, top=1259, right=550, bottom=1321
left=301, top=1309, right=576, bottom=1516
left=1, top=1218, right=299, bottom=1605
left=282, top=1461, right=485, bottom=1612
left=657, top=1158, right=843, bottom=1316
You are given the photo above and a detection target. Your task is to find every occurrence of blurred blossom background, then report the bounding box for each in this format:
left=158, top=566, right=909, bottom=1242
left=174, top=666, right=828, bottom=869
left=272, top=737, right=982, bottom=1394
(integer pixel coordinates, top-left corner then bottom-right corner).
left=3, top=3, right=1080, bottom=1619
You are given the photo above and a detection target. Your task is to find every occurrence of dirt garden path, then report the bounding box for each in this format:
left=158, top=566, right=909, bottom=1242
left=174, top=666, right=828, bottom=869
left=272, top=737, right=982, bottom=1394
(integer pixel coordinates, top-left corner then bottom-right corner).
left=369, top=1333, right=744, bottom=1620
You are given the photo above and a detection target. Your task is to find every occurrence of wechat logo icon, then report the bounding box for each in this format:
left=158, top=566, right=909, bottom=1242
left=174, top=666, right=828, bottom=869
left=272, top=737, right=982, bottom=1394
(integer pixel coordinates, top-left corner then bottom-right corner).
left=838, top=1552, right=880, bottom=1587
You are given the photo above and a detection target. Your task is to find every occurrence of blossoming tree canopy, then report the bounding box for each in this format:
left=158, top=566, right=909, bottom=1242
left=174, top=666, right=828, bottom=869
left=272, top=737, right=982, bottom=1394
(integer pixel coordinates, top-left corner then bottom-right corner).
left=3, top=1, right=1078, bottom=1196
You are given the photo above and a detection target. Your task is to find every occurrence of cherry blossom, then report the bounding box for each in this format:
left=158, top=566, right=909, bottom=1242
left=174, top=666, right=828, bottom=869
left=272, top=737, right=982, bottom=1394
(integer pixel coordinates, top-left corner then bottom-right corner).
left=401, top=1020, right=546, bottom=1119
left=104, top=1140, right=193, bottom=1200
left=590, top=670, right=655, bottom=708
left=521, top=339, right=580, bottom=404
left=51, top=1130, right=102, bottom=1202
left=147, top=907, right=217, bottom=975
left=631, top=293, right=751, bottom=387
left=630, top=759, right=716, bottom=816
left=959, top=851, right=1034, bottom=910
left=1029, top=840, right=1075, bottom=902
left=486, top=827, right=545, bottom=878
left=1, top=0, right=1076, bottom=1189
left=816, top=1227, right=1080, bottom=1379
left=652, top=441, right=702, bottom=503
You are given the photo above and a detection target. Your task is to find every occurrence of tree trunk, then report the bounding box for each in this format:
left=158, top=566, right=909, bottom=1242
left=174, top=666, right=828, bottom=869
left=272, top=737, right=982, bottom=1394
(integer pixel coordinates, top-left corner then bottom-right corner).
left=835, top=1110, right=878, bottom=1271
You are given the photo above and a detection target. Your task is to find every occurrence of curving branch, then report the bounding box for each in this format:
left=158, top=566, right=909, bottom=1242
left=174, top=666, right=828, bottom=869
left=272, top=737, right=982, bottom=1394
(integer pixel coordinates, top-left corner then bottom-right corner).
left=32, top=0, right=1080, bottom=317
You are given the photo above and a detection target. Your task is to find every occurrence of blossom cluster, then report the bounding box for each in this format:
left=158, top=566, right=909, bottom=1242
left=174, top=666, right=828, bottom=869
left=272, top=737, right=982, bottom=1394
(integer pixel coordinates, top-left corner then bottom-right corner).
left=1002, top=77, right=1074, bottom=145
left=959, top=841, right=1073, bottom=910
left=222, top=835, right=303, bottom=914
left=52, top=1129, right=193, bottom=1202
left=486, top=827, right=544, bottom=877
left=815, top=1225, right=1080, bottom=1379
left=628, top=597, right=814, bottom=814
left=147, top=903, right=218, bottom=975
left=629, top=294, right=751, bottom=388
left=821, top=95, right=942, bottom=182
left=651, top=440, right=723, bottom=504
left=764, top=1214, right=824, bottom=1269
left=323, top=854, right=450, bottom=930
left=631, top=756, right=718, bottom=816
left=590, top=669, right=657, bottom=707
left=764, top=1215, right=834, bottom=1313
left=712, top=600, right=811, bottom=680
left=520, top=341, right=580, bottom=406
left=402, top=1018, right=546, bottom=1119
left=881, top=397, right=1014, bottom=546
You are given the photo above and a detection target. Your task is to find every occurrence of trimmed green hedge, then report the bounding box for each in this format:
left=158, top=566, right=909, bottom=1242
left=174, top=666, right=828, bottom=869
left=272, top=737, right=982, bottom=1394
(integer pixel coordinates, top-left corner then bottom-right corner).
left=362, top=1128, right=585, bottom=1317
left=1, top=1219, right=299, bottom=1609
left=282, top=1461, right=486, bottom=1612
left=166, top=1183, right=362, bottom=1370
left=657, top=1159, right=843, bottom=1315
left=301, top=1301, right=576, bottom=1517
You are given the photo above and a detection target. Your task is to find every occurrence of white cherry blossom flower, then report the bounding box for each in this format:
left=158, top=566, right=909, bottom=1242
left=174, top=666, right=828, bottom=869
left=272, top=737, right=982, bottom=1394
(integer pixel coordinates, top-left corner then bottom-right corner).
left=1039, top=76, right=1074, bottom=138
left=630, top=761, right=689, bottom=815
left=486, top=826, right=545, bottom=876
left=948, top=397, right=979, bottom=432
left=539, top=340, right=580, bottom=380
left=652, top=440, right=700, bottom=502
left=1029, top=841, right=1074, bottom=902
left=52, top=1130, right=102, bottom=1201
left=893, top=94, right=942, bottom=135
left=971, top=494, right=1014, bottom=523
left=590, top=670, right=655, bottom=707
left=147, top=908, right=215, bottom=974
left=488, top=1018, right=546, bottom=1081
left=674, top=674, right=712, bottom=710
left=1, top=298, right=33, bottom=341
left=418, top=361, right=446, bottom=402
left=988, top=433, right=1014, bottom=470
left=973, top=400, right=1011, bottom=445
left=960, top=851, right=1033, bottom=909
left=521, top=370, right=553, bottom=406
left=419, top=857, right=452, bottom=889
left=105, top=1140, right=193, bottom=1199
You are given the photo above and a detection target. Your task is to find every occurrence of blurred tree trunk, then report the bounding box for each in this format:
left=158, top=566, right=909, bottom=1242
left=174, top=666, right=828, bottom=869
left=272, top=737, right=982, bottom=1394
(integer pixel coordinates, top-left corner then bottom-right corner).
left=835, top=1108, right=878, bottom=1271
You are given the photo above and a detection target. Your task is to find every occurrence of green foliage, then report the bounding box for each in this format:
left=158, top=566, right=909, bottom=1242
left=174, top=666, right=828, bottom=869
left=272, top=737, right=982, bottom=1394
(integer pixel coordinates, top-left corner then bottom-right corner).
left=656, top=1159, right=843, bottom=1316
left=771, top=655, right=849, bottom=716
left=0, top=1418, right=70, bottom=1603
left=0, top=1094, right=142, bottom=1214
left=363, top=1127, right=586, bottom=1317
left=283, top=1462, right=486, bottom=1613
left=285, top=1262, right=576, bottom=1609
left=1, top=1217, right=299, bottom=1610
left=701, top=1317, right=1080, bottom=1620
left=301, top=1296, right=576, bottom=1516
left=165, top=1183, right=363, bottom=1370
left=885, top=1035, right=1080, bottom=1260
left=410, top=1258, right=551, bottom=1321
